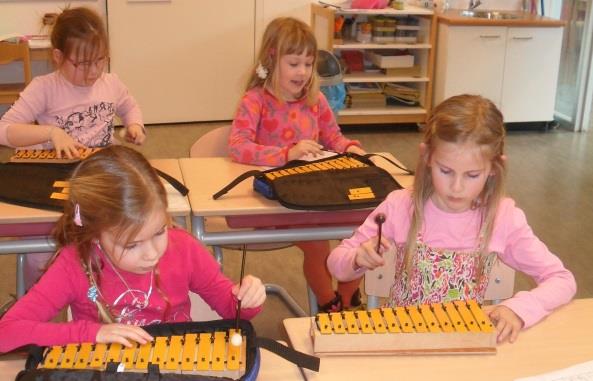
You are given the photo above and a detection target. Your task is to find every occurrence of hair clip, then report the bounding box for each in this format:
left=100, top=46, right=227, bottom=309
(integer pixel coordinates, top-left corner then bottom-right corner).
left=87, top=285, right=98, bottom=302
left=73, top=203, right=83, bottom=227
left=256, top=62, right=268, bottom=79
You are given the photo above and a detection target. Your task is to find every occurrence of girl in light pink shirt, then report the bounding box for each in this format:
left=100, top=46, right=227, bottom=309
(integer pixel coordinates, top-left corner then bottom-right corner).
left=0, top=7, right=145, bottom=158
left=328, top=95, right=576, bottom=344
left=0, top=7, right=147, bottom=290
left=0, top=146, right=265, bottom=353
left=229, top=17, right=366, bottom=313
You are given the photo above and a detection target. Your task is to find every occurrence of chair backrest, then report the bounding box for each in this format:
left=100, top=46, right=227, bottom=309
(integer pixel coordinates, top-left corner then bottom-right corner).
left=0, top=41, right=33, bottom=104
left=189, top=125, right=231, bottom=157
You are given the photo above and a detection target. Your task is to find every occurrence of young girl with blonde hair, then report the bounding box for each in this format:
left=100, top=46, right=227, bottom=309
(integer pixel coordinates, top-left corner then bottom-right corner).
left=328, top=94, right=576, bottom=343
left=229, top=17, right=365, bottom=312
left=0, top=146, right=265, bottom=353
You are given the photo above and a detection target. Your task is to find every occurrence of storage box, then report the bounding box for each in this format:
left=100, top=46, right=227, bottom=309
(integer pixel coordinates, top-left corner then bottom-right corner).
left=368, top=51, right=414, bottom=68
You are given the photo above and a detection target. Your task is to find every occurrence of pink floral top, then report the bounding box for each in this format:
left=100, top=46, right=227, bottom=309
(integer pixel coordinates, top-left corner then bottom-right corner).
left=229, top=87, right=360, bottom=166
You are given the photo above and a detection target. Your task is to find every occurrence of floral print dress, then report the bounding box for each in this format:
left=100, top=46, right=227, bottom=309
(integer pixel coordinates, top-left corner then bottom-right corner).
left=387, top=233, right=497, bottom=307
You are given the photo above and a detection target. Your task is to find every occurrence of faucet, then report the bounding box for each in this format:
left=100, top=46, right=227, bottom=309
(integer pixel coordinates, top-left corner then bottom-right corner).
left=468, top=0, right=482, bottom=10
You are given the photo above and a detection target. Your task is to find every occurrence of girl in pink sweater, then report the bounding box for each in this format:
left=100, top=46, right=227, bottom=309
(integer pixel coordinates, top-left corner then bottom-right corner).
left=229, top=17, right=365, bottom=313
left=0, top=146, right=265, bottom=353
left=0, top=7, right=145, bottom=158
left=328, top=95, right=576, bottom=344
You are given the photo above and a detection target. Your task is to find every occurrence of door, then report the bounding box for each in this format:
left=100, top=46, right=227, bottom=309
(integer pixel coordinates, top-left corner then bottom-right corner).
left=551, top=0, right=593, bottom=131
left=501, top=27, right=563, bottom=123
left=434, top=25, right=506, bottom=109
left=106, top=1, right=255, bottom=124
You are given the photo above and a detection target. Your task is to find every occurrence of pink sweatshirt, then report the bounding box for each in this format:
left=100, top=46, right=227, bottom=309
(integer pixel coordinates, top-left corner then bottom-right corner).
left=229, top=87, right=360, bottom=166
left=0, top=228, right=261, bottom=353
left=0, top=71, right=143, bottom=148
left=328, top=189, right=576, bottom=328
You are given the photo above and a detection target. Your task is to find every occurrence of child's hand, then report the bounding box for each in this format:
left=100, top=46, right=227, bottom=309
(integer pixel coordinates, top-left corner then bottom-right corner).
left=232, top=275, right=266, bottom=309
left=346, top=145, right=366, bottom=155
left=484, top=304, right=524, bottom=344
left=96, top=323, right=153, bottom=348
left=354, top=236, right=391, bottom=270
left=124, top=124, right=146, bottom=145
left=49, top=127, right=86, bottom=159
left=288, top=140, right=323, bottom=161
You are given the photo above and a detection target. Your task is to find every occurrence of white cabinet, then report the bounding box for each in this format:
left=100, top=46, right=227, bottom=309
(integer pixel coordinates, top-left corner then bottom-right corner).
left=107, top=1, right=255, bottom=124
left=434, top=23, right=563, bottom=123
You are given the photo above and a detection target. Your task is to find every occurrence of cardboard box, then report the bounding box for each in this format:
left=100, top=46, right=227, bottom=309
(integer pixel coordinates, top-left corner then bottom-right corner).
left=368, top=51, right=414, bottom=68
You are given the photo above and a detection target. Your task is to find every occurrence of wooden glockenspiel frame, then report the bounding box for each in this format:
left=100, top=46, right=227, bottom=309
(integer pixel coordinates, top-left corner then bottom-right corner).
left=311, top=300, right=497, bottom=355
left=10, top=147, right=101, bottom=163
left=39, top=329, right=247, bottom=378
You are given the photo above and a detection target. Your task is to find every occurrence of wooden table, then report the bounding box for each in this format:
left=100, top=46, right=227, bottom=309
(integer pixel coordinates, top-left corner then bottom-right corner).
left=0, top=341, right=304, bottom=380
left=284, top=298, right=593, bottom=381
left=0, top=159, right=190, bottom=297
left=179, top=155, right=413, bottom=316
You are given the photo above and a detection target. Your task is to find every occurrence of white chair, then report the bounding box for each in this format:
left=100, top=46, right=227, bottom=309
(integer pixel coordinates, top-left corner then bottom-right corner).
left=189, top=125, right=311, bottom=317
left=189, top=125, right=231, bottom=157
left=365, top=247, right=516, bottom=308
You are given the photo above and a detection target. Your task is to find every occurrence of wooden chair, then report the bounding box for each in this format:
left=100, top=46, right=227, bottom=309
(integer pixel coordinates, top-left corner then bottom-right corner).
left=365, top=247, right=516, bottom=308
left=0, top=41, right=32, bottom=104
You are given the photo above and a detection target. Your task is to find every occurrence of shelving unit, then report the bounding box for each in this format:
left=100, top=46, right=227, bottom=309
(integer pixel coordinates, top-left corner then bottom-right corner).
left=311, top=3, right=436, bottom=125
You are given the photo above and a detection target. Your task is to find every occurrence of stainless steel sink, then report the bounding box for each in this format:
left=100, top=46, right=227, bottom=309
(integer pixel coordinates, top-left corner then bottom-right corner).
left=459, top=10, right=521, bottom=20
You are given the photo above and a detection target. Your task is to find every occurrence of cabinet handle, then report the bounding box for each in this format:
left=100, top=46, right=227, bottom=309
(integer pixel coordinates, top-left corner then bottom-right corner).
left=512, top=36, right=534, bottom=40
left=479, top=35, right=501, bottom=39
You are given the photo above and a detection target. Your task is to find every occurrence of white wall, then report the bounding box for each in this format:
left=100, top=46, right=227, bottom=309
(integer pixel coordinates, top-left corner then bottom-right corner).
left=0, top=1, right=106, bottom=114
left=0, top=1, right=106, bottom=36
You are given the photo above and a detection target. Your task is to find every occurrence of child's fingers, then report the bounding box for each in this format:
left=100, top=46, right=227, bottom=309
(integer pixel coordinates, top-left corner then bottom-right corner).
left=239, top=281, right=266, bottom=308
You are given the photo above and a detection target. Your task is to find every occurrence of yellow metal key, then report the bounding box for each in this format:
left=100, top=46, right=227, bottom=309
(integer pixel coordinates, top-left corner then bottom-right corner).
left=454, top=300, right=480, bottom=332
left=419, top=304, right=442, bottom=333
left=316, top=313, right=333, bottom=334
left=467, top=300, right=495, bottom=332
left=74, top=343, right=93, bottom=369
left=181, top=333, right=198, bottom=372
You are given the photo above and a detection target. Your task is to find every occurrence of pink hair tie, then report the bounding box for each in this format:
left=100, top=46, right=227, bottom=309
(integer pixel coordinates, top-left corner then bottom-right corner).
left=73, top=203, right=83, bottom=227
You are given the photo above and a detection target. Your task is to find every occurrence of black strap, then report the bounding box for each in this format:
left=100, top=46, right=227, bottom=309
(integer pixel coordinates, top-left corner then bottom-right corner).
left=364, top=153, right=414, bottom=175
left=256, top=337, right=320, bottom=372
left=154, top=168, right=189, bottom=196
left=212, top=170, right=262, bottom=200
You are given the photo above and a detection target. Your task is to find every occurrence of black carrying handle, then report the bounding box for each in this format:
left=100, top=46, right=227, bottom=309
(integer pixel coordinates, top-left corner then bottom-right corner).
left=154, top=168, right=189, bottom=196
left=256, top=337, right=320, bottom=372
left=212, top=170, right=262, bottom=200
left=364, top=153, right=414, bottom=176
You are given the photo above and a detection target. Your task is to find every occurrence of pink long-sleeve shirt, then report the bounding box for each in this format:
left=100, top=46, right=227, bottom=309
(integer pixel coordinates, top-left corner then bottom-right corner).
left=0, top=71, right=143, bottom=148
left=0, top=228, right=261, bottom=353
left=328, top=189, right=576, bottom=328
left=229, top=87, right=360, bottom=166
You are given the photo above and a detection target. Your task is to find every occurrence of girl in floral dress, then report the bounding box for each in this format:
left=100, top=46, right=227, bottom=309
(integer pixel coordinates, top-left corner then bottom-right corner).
left=328, top=94, right=576, bottom=344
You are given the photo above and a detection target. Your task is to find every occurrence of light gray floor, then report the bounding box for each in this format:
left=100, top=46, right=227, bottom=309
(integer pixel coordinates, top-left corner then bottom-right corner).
left=1, top=123, right=592, bottom=342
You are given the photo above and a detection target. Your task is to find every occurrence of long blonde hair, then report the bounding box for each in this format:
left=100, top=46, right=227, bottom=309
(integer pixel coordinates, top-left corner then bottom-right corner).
left=404, top=94, right=506, bottom=278
left=53, top=146, right=170, bottom=322
left=246, top=17, right=320, bottom=106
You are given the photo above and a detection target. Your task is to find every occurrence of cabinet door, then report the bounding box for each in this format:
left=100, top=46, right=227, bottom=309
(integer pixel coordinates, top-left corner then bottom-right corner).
left=501, top=27, right=563, bottom=123
left=434, top=25, right=506, bottom=108
left=107, top=1, right=255, bottom=124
